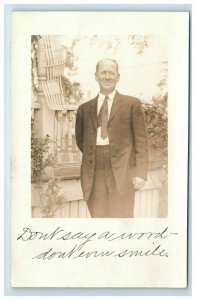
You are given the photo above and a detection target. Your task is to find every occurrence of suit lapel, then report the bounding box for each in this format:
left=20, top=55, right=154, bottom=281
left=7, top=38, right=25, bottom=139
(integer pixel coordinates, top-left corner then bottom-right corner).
left=108, top=91, right=123, bottom=123
left=89, top=92, right=122, bottom=128
left=89, top=96, right=98, bottom=130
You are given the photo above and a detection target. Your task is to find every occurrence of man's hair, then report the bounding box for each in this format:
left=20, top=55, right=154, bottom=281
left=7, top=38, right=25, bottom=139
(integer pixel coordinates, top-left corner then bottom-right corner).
left=96, top=58, right=119, bottom=73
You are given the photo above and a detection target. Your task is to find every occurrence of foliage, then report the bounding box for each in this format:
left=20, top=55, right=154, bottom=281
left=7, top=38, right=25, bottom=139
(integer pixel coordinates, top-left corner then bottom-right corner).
left=61, top=76, right=83, bottom=103
left=39, top=178, right=66, bottom=218
left=142, top=92, right=168, bottom=168
left=128, top=35, right=149, bottom=55
left=142, top=92, right=168, bottom=199
left=31, top=35, right=42, bottom=95
left=31, top=119, right=67, bottom=217
left=81, top=35, right=149, bottom=55
left=31, top=35, right=41, bottom=44
left=63, top=38, right=79, bottom=71
left=61, top=40, right=83, bottom=103
left=31, top=118, right=54, bottom=182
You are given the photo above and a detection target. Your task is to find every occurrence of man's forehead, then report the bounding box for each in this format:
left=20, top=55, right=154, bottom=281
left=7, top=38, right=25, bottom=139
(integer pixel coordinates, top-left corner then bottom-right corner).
left=98, top=60, right=117, bottom=69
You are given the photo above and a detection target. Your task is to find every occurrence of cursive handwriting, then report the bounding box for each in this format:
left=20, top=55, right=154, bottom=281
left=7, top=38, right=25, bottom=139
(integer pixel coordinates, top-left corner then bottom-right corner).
left=16, top=226, right=177, bottom=261
left=32, top=242, right=168, bottom=260
left=17, top=226, right=177, bottom=242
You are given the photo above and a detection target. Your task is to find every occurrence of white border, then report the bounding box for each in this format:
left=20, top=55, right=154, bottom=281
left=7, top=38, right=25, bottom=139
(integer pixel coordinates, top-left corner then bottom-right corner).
left=2, top=0, right=195, bottom=299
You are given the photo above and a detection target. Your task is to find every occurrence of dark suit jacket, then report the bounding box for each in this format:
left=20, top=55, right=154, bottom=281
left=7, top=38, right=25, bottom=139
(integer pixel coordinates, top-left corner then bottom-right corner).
left=75, top=91, right=149, bottom=202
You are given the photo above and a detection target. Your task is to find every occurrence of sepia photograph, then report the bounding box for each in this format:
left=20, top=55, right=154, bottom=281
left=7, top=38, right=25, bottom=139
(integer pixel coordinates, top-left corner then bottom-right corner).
left=31, top=34, right=168, bottom=218
left=10, top=11, right=188, bottom=288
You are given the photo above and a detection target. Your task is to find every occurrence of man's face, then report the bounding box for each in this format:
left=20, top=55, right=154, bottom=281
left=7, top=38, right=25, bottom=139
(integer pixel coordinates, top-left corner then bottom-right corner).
left=95, top=60, right=120, bottom=95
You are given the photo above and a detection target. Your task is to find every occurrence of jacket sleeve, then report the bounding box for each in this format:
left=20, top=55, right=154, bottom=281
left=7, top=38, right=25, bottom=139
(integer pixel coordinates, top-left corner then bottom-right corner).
left=132, top=100, right=149, bottom=180
left=75, top=104, right=84, bottom=153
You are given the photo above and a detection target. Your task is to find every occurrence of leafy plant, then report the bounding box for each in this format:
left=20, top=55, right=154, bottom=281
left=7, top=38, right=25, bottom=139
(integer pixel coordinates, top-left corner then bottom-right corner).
left=31, top=118, right=54, bottom=182
left=31, top=119, right=67, bottom=217
left=128, top=35, right=149, bottom=55
left=39, top=178, right=66, bottom=218
left=141, top=93, right=168, bottom=218
left=142, top=93, right=168, bottom=163
left=61, top=76, right=83, bottom=103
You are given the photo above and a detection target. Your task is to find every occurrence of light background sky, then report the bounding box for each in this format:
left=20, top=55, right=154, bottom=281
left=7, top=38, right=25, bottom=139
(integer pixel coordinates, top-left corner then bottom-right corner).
left=61, top=35, right=167, bottom=101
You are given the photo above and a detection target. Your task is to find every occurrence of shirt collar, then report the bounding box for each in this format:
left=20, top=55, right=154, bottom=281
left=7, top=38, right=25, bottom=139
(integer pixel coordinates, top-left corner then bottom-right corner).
left=99, top=89, right=116, bottom=101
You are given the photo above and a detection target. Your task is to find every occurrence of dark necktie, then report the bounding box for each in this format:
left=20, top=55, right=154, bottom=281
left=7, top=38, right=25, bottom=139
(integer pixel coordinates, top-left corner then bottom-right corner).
left=98, top=96, right=109, bottom=139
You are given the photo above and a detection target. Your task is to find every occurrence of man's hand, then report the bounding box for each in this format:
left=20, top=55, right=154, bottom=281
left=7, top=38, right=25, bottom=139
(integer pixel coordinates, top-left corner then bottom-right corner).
left=133, top=177, right=146, bottom=190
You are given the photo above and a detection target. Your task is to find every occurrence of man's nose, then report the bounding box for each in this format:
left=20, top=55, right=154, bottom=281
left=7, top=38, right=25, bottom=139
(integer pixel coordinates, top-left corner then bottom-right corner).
left=105, top=72, right=110, bottom=79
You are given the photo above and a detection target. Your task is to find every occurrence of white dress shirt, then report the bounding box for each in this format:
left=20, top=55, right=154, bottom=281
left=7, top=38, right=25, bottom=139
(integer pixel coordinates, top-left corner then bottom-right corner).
left=96, top=90, right=116, bottom=145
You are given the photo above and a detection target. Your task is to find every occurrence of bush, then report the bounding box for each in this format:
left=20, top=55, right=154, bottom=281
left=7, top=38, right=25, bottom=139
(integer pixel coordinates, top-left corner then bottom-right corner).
left=39, top=178, right=66, bottom=218
left=142, top=92, right=168, bottom=167
left=31, top=118, right=54, bottom=182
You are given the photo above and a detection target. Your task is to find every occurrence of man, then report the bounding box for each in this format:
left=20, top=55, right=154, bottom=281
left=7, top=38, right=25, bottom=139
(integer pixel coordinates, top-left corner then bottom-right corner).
left=75, top=58, right=148, bottom=218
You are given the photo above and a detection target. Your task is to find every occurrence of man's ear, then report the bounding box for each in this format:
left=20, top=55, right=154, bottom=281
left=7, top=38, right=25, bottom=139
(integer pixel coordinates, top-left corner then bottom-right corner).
left=95, top=73, right=98, bottom=82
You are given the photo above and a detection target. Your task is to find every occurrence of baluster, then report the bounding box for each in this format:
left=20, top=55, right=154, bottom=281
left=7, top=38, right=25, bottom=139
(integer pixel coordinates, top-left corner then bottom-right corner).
left=72, top=112, right=76, bottom=151
left=61, top=112, right=67, bottom=151
left=67, top=110, right=74, bottom=162
left=55, top=110, right=62, bottom=152
left=54, top=106, right=82, bottom=164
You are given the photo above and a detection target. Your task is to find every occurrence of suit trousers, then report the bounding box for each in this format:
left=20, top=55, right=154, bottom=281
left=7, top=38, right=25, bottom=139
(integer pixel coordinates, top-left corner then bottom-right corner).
left=87, top=145, right=135, bottom=218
